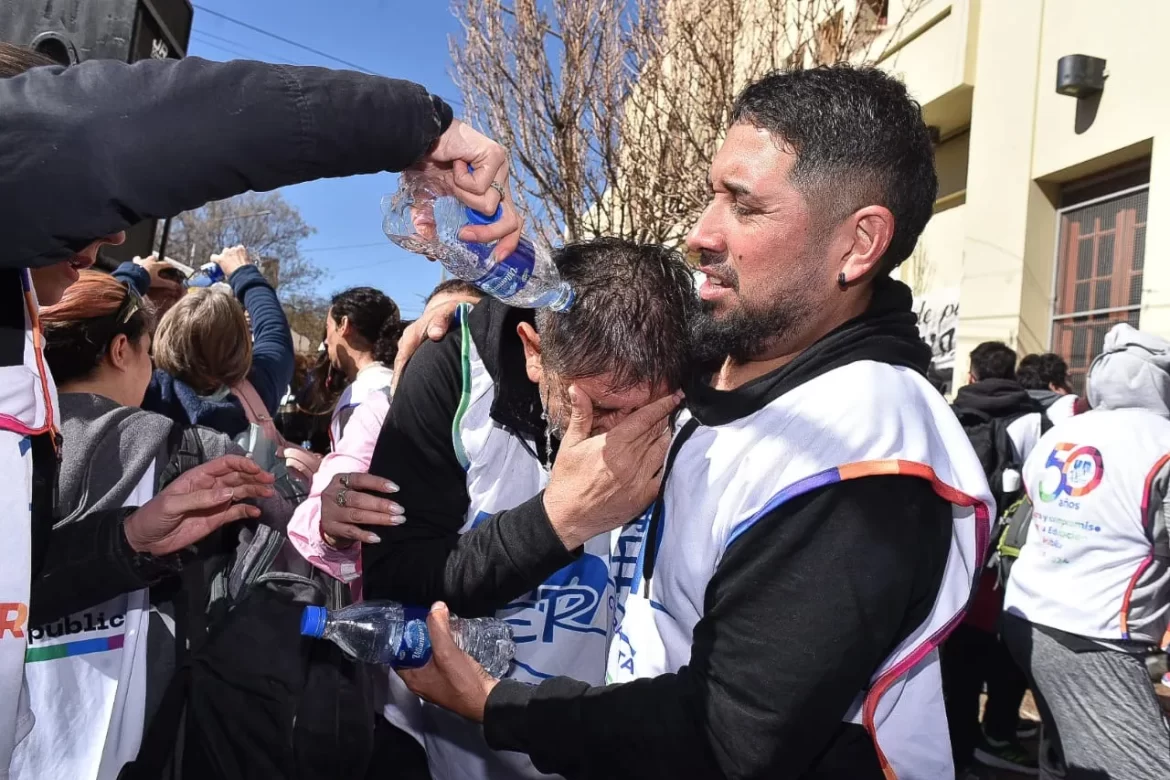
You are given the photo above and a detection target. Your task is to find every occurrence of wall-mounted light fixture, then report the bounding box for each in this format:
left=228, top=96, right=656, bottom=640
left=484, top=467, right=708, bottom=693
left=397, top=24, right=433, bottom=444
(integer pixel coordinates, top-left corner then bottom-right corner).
left=1056, top=54, right=1107, bottom=98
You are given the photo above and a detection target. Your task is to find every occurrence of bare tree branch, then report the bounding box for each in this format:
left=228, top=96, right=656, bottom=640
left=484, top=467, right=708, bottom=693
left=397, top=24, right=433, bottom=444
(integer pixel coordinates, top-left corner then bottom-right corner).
left=451, top=0, right=927, bottom=250
left=166, top=191, right=327, bottom=344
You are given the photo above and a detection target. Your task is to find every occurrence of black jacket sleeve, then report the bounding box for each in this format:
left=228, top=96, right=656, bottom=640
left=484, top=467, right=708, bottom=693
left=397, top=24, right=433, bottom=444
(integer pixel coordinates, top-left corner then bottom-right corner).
left=362, top=330, right=576, bottom=616
left=0, top=56, right=452, bottom=268
left=482, top=475, right=954, bottom=780
left=30, top=508, right=179, bottom=624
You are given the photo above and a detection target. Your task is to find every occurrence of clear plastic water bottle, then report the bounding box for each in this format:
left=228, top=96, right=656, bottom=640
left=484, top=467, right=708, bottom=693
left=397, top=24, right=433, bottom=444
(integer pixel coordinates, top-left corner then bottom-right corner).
left=381, top=181, right=574, bottom=312
left=300, top=601, right=515, bottom=678
left=187, top=261, right=225, bottom=288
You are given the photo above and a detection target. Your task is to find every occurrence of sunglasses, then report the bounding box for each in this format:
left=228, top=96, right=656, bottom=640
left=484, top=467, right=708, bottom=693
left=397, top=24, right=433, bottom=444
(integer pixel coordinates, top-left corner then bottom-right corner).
left=116, top=282, right=145, bottom=325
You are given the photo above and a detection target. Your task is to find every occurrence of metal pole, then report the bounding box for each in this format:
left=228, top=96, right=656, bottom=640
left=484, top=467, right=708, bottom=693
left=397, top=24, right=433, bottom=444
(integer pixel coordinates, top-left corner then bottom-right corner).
left=156, top=216, right=173, bottom=260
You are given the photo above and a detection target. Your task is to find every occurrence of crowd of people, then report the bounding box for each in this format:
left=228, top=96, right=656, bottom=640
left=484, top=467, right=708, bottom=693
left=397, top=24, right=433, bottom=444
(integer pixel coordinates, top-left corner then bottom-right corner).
left=0, top=36, right=1168, bottom=780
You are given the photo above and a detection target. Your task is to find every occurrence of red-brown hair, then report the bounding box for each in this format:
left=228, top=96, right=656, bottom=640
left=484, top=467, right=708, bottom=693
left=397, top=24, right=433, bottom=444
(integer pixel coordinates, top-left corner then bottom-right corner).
left=41, top=271, right=155, bottom=384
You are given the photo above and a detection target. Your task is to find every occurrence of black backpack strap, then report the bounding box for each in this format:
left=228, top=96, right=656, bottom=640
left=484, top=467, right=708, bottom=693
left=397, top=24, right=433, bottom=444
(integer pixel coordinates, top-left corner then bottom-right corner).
left=119, top=663, right=190, bottom=779
left=1040, top=409, right=1054, bottom=436
left=158, top=424, right=208, bottom=491
left=118, top=559, right=209, bottom=780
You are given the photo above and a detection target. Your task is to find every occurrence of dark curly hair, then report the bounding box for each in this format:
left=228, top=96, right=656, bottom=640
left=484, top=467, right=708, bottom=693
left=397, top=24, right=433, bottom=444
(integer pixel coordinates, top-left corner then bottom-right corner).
left=730, top=65, right=938, bottom=271
left=329, top=287, right=402, bottom=366
left=1018, top=353, right=1071, bottom=392
left=970, top=341, right=1018, bottom=382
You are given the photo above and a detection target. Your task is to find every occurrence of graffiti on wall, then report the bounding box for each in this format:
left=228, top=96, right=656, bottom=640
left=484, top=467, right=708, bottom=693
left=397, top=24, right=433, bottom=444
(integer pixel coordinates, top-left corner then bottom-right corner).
left=914, top=288, right=959, bottom=394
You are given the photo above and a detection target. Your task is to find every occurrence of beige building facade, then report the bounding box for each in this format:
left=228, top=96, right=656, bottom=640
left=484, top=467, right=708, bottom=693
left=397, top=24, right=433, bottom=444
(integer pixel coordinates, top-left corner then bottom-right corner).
left=875, top=0, right=1167, bottom=394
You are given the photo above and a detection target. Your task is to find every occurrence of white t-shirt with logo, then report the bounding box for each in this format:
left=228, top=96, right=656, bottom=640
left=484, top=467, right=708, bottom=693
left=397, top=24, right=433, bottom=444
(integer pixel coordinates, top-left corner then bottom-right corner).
left=11, top=467, right=154, bottom=780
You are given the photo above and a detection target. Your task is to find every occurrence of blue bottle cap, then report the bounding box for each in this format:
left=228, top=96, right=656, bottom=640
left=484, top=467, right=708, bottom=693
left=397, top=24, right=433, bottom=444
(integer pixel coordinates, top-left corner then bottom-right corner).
left=300, top=605, right=327, bottom=638
left=549, top=288, right=576, bottom=313
left=464, top=203, right=503, bottom=226
left=462, top=163, right=504, bottom=226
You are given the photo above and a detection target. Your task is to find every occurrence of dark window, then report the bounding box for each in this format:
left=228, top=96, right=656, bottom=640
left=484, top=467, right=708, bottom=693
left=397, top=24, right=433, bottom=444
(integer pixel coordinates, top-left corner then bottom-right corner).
left=1052, top=185, right=1147, bottom=393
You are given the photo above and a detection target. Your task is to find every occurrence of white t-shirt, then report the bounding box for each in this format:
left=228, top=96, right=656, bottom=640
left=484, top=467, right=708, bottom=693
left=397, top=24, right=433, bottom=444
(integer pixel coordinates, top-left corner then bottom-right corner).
left=329, top=363, right=394, bottom=448
left=11, top=467, right=155, bottom=780
left=1006, top=412, right=1043, bottom=465
left=1045, top=393, right=1079, bottom=423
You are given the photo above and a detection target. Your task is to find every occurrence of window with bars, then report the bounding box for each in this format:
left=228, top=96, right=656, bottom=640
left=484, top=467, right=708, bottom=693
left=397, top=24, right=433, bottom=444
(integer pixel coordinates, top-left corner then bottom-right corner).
left=1050, top=186, right=1147, bottom=393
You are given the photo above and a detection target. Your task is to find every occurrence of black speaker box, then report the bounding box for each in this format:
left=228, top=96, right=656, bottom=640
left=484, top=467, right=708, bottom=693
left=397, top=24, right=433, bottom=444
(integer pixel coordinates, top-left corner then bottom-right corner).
left=0, top=0, right=194, bottom=268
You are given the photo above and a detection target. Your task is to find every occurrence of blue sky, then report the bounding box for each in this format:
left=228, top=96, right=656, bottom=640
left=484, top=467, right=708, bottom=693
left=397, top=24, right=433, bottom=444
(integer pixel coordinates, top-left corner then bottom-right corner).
left=187, top=0, right=464, bottom=318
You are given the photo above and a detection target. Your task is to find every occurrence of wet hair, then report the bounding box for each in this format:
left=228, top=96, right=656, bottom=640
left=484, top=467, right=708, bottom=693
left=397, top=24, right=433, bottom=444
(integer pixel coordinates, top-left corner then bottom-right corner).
left=535, top=237, right=699, bottom=392
left=154, top=288, right=252, bottom=393
left=0, top=43, right=55, bottom=78
left=730, top=65, right=938, bottom=271
left=40, top=271, right=156, bottom=385
left=1017, top=353, right=1071, bottom=392
left=329, top=287, right=403, bottom=365
left=426, top=279, right=482, bottom=305
left=969, top=341, right=1018, bottom=382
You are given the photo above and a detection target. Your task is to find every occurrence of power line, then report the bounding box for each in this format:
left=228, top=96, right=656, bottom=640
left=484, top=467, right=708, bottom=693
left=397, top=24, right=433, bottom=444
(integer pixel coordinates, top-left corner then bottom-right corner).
left=301, top=241, right=388, bottom=254
left=327, top=254, right=426, bottom=274
left=193, top=4, right=379, bottom=74
left=190, top=4, right=464, bottom=109
left=190, top=33, right=294, bottom=65
left=191, top=30, right=297, bottom=64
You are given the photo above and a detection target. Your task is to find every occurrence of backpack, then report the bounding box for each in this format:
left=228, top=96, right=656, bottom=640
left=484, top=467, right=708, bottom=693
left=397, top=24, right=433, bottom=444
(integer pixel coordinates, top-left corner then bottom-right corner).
left=953, top=406, right=1052, bottom=567
left=231, top=379, right=310, bottom=503
left=995, top=495, right=1034, bottom=589
left=120, top=426, right=376, bottom=780
left=994, top=412, right=1059, bottom=588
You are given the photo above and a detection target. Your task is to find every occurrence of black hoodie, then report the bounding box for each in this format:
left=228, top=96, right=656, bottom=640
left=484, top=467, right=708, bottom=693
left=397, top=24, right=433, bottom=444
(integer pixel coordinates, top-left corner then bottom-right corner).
left=952, top=377, right=1042, bottom=423
left=429, top=280, right=954, bottom=780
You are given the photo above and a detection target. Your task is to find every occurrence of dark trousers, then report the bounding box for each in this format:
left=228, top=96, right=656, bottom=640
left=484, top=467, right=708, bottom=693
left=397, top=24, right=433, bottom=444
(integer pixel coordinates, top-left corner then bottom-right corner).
left=940, top=623, right=1029, bottom=767
left=366, top=718, right=432, bottom=780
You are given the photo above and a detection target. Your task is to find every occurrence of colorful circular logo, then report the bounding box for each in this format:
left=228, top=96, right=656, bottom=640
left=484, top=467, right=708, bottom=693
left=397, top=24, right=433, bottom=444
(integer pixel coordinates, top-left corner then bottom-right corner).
left=1037, top=443, right=1104, bottom=502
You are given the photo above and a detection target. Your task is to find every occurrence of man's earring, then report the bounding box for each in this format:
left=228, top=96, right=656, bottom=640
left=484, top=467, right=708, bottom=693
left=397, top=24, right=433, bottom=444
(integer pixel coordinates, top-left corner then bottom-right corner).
left=837, top=271, right=848, bottom=290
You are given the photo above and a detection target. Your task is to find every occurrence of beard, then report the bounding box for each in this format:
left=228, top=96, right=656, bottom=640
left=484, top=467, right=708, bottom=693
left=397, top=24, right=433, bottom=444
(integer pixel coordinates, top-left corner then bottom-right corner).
left=691, top=253, right=819, bottom=366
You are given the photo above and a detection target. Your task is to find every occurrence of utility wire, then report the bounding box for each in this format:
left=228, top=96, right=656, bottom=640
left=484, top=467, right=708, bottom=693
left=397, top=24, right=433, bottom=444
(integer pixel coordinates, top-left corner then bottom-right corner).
left=191, top=29, right=297, bottom=64
left=193, top=4, right=379, bottom=74
left=191, top=3, right=464, bottom=108
left=301, top=241, right=388, bottom=253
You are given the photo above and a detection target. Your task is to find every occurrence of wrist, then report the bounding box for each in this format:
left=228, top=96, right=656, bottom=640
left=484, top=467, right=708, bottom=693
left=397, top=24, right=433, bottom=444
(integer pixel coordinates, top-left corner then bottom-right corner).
left=118, top=512, right=181, bottom=580
left=123, top=510, right=151, bottom=554
left=428, top=94, right=454, bottom=145
left=474, top=676, right=499, bottom=723
left=541, top=490, right=587, bottom=551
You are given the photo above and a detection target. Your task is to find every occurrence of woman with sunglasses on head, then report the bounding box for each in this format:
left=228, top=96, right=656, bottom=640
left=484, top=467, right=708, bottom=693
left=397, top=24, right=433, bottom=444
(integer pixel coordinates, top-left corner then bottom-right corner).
left=10, top=271, right=277, bottom=780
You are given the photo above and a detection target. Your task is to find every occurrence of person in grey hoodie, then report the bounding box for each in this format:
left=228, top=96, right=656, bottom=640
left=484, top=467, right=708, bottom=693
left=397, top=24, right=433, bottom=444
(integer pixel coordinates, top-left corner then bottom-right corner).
left=1003, top=323, right=1170, bottom=780
left=17, top=271, right=247, bottom=780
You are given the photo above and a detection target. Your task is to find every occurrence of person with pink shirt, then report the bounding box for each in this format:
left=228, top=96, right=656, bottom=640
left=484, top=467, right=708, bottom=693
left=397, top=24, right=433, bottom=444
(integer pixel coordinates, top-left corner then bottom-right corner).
left=287, top=281, right=483, bottom=585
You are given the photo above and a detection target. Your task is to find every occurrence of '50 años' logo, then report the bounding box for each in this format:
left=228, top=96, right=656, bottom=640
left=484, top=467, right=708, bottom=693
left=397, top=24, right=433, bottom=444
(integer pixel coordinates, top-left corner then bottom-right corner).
left=1037, top=443, right=1104, bottom=503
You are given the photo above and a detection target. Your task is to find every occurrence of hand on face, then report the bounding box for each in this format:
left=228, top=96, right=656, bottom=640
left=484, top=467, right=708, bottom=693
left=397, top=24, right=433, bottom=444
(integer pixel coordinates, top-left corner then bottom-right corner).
left=541, top=385, right=681, bottom=550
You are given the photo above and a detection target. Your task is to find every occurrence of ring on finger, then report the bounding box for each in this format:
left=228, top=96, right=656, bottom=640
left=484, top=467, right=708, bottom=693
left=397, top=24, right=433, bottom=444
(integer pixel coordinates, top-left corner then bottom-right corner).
left=340, top=474, right=350, bottom=489
left=335, top=488, right=348, bottom=508
left=490, top=180, right=506, bottom=199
